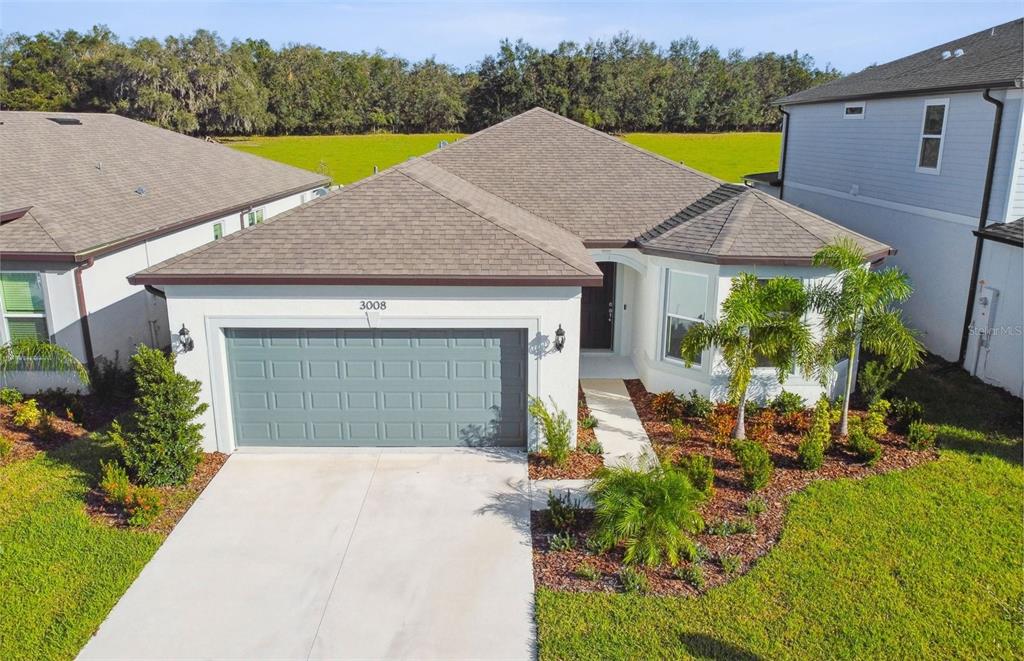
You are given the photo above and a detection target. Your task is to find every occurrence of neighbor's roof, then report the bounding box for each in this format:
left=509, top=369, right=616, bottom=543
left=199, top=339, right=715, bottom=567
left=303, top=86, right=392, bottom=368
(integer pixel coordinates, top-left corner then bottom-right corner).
left=974, top=217, right=1024, bottom=247
left=777, top=18, right=1024, bottom=106
left=0, top=111, right=329, bottom=259
left=131, top=108, right=893, bottom=286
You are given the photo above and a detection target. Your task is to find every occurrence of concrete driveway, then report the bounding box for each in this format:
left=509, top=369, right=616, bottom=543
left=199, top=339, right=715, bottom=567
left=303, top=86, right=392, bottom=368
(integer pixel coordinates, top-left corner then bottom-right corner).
left=78, top=450, right=534, bottom=660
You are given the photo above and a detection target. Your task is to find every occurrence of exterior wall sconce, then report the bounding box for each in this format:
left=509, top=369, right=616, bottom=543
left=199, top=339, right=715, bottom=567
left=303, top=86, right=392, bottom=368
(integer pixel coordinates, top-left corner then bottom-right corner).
left=554, top=324, right=566, bottom=352
left=176, top=324, right=195, bottom=354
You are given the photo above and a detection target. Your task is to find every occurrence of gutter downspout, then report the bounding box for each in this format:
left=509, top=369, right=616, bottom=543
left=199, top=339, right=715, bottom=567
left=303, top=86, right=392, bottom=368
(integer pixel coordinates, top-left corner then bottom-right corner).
left=144, top=284, right=166, bottom=300
left=957, top=88, right=1004, bottom=366
left=73, top=258, right=96, bottom=367
left=778, top=107, right=791, bottom=201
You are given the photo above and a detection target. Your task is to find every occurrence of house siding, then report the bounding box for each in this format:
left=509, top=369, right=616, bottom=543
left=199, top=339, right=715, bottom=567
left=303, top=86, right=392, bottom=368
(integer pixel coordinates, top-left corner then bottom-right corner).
left=965, top=240, right=1023, bottom=398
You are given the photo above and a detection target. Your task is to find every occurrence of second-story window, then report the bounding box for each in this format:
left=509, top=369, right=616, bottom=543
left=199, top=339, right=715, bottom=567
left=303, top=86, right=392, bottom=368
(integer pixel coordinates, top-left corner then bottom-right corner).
left=917, top=99, right=948, bottom=174
left=843, top=102, right=865, bottom=119
left=244, top=208, right=265, bottom=227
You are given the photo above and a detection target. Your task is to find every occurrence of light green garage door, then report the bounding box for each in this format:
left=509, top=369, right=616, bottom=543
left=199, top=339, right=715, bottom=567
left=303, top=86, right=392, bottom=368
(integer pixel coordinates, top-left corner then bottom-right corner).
left=225, top=328, right=528, bottom=447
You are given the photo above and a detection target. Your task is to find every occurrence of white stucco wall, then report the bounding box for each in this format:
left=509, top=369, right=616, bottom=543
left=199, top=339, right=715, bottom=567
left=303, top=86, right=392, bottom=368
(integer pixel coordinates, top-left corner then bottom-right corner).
left=965, top=240, right=1023, bottom=397
left=162, top=284, right=582, bottom=453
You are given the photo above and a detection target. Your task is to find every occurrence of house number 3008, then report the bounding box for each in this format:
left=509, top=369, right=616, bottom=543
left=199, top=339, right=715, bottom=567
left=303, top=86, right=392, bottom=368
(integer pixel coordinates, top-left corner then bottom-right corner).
left=360, top=300, right=387, bottom=310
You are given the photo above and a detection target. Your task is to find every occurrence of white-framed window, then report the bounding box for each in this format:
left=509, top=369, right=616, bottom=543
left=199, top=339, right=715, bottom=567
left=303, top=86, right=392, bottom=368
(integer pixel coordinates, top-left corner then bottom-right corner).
left=843, top=102, right=865, bottom=119
left=663, top=269, right=708, bottom=366
left=916, top=98, right=948, bottom=174
left=0, top=272, right=50, bottom=342
left=244, top=207, right=265, bottom=227
left=213, top=222, right=224, bottom=240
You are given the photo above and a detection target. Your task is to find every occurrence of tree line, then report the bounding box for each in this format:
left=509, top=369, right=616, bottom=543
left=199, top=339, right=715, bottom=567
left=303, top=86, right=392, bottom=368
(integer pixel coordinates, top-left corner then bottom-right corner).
left=1, top=26, right=840, bottom=135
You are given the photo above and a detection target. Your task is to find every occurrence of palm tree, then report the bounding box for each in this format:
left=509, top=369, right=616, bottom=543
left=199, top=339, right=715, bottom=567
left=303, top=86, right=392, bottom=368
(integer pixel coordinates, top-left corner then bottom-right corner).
left=0, top=338, right=89, bottom=385
left=808, top=239, right=924, bottom=435
left=680, top=273, right=814, bottom=439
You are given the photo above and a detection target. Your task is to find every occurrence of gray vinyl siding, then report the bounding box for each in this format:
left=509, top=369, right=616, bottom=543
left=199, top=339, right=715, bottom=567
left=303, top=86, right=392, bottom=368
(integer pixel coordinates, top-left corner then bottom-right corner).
left=783, top=90, right=1020, bottom=221
left=1006, top=105, right=1024, bottom=220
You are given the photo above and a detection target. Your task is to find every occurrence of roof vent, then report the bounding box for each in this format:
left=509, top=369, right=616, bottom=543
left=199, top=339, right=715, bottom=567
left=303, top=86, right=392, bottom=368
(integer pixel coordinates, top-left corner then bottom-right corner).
left=46, top=117, right=82, bottom=126
left=953, top=48, right=965, bottom=57
left=134, top=186, right=147, bottom=196
left=940, top=50, right=952, bottom=60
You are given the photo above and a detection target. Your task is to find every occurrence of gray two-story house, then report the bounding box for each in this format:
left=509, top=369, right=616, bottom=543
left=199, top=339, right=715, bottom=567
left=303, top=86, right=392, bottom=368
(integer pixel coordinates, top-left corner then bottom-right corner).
left=747, top=18, right=1023, bottom=397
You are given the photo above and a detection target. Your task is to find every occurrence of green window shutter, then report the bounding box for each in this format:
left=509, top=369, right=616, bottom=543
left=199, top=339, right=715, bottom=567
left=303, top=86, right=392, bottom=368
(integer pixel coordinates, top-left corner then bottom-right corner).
left=6, top=317, right=48, bottom=342
left=0, top=273, right=45, bottom=314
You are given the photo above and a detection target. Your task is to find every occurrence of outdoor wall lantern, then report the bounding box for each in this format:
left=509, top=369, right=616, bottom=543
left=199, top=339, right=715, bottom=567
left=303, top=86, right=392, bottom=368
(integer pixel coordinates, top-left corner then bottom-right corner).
left=176, top=325, right=195, bottom=354
left=554, top=324, right=566, bottom=352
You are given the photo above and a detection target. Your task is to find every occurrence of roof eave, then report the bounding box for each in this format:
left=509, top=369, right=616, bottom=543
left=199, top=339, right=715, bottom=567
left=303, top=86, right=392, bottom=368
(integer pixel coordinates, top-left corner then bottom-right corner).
left=0, top=251, right=79, bottom=263
left=774, top=79, right=1019, bottom=107
left=639, top=245, right=894, bottom=266
left=127, top=273, right=604, bottom=288
left=973, top=229, right=1024, bottom=248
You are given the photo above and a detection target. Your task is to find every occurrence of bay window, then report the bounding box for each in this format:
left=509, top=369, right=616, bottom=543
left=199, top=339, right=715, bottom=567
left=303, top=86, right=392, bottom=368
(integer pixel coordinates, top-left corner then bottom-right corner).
left=664, top=270, right=708, bottom=365
left=0, top=272, right=49, bottom=342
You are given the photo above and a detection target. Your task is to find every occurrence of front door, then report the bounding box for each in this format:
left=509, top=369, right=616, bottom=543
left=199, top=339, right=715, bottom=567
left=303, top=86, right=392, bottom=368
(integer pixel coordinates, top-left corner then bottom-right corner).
left=581, top=262, right=615, bottom=350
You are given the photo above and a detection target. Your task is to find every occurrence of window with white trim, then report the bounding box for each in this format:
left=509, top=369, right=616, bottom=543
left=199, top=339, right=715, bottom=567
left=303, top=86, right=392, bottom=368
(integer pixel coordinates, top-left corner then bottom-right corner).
left=0, top=272, right=49, bottom=342
left=843, top=102, right=865, bottom=119
left=916, top=99, right=948, bottom=173
left=244, top=207, right=265, bottom=227
left=663, top=270, right=708, bottom=365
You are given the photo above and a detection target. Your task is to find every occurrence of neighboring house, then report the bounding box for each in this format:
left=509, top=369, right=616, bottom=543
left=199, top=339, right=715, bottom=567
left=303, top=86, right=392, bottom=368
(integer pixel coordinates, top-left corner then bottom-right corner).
left=748, top=19, right=1024, bottom=395
left=0, top=111, right=330, bottom=390
left=130, top=108, right=891, bottom=453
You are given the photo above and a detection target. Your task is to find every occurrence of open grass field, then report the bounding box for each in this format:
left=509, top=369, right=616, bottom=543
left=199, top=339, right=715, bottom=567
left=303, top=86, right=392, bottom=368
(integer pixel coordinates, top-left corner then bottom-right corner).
left=225, top=131, right=782, bottom=184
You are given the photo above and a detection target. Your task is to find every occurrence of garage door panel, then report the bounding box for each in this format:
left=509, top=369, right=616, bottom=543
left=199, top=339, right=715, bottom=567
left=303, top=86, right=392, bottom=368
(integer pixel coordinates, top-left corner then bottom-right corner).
left=226, top=328, right=527, bottom=447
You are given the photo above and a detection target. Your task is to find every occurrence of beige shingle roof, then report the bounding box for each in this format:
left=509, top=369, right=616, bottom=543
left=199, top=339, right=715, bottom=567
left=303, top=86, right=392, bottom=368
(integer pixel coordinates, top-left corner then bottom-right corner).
left=0, top=111, right=329, bottom=258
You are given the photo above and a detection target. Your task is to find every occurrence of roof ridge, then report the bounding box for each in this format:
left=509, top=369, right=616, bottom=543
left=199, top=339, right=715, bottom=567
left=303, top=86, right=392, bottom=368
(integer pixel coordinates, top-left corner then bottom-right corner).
left=395, top=159, right=598, bottom=277
left=638, top=183, right=746, bottom=242
left=757, top=190, right=882, bottom=248
left=709, top=193, right=756, bottom=255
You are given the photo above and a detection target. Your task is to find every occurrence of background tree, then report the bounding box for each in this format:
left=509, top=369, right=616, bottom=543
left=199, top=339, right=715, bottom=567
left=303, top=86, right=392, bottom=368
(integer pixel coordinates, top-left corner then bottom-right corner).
left=808, top=239, right=924, bottom=435
left=680, top=274, right=813, bottom=439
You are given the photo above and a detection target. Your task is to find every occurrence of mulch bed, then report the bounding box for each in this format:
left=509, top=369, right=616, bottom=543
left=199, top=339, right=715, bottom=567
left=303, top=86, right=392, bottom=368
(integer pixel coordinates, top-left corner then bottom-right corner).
left=528, top=384, right=605, bottom=480
left=0, top=403, right=90, bottom=465
left=532, top=379, right=938, bottom=596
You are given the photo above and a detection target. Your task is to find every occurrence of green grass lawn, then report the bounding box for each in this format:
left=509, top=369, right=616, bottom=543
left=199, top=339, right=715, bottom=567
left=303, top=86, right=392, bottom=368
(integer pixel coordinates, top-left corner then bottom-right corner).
left=537, top=357, right=1024, bottom=660
left=226, top=131, right=781, bottom=184
left=0, top=436, right=163, bottom=660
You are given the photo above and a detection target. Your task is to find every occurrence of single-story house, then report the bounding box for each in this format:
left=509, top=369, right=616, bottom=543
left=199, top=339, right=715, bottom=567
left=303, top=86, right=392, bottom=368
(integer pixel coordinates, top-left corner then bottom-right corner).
left=0, top=111, right=330, bottom=391
left=129, top=108, right=892, bottom=452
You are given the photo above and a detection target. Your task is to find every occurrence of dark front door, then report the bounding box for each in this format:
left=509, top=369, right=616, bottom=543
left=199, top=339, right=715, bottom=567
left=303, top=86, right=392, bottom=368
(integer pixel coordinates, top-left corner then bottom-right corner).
left=581, top=262, right=615, bottom=350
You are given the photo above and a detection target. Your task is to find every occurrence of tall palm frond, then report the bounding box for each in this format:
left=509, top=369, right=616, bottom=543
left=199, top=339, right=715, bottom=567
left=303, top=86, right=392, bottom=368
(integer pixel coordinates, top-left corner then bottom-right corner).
left=0, top=338, right=90, bottom=384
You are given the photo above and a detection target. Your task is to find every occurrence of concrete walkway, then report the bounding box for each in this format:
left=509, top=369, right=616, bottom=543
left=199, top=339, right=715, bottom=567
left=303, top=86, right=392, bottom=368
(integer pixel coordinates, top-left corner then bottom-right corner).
left=78, top=450, right=534, bottom=660
left=580, top=379, right=655, bottom=467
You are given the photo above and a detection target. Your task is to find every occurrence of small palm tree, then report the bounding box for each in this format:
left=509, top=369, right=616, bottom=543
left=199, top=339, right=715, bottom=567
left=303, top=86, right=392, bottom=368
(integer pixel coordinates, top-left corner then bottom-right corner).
left=680, top=273, right=813, bottom=439
left=0, top=338, right=89, bottom=384
left=808, top=239, right=924, bottom=435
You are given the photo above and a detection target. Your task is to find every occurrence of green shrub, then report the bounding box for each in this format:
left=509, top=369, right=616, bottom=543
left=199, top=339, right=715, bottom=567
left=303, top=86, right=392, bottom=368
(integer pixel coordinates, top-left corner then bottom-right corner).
left=585, top=535, right=611, bottom=555
left=0, top=435, right=14, bottom=457
left=719, top=552, right=742, bottom=577
left=126, top=487, right=162, bottom=528
left=683, top=390, right=713, bottom=419
left=730, top=440, right=773, bottom=491
left=891, top=397, right=924, bottom=433
left=580, top=438, right=603, bottom=455
left=651, top=391, right=683, bottom=420
left=0, top=387, right=23, bottom=405
left=745, top=495, right=766, bottom=517
left=88, top=354, right=134, bottom=403
left=579, top=415, right=598, bottom=430
left=574, top=562, right=601, bottom=581
left=99, top=460, right=133, bottom=504
left=678, top=537, right=699, bottom=563
left=549, top=532, right=576, bottom=552
left=848, top=423, right=883, bottom=466
left=529, top=396, right=572, bottom=467
left=11, top=398, right=41, bottom=428
left=771, top=390, right=806, bottom=415
left=592, top=461, right=704, bottom=566
left=797, top=435, right=825, bottom=470
left=618, top=567, right=649, bottom=594
left=858, top=360, right=901, bottom=405
left=907, top=421, right=937, bottom=451
left=547, top=490, right=581, bottom=533
left=809, top=396, right=834, bottom=450
left=670, top=418, right=690, bottom=443
left=708, top=518, right=755, bottom=536
left=863, top=398, right=891, bottom=439
left=115, top=346, right=208, bottom=487
left=37, top=408, right=56, bottom=440
left=677, top=453, right=714, bottom=498
left=674, top=562, right=706, bottom=589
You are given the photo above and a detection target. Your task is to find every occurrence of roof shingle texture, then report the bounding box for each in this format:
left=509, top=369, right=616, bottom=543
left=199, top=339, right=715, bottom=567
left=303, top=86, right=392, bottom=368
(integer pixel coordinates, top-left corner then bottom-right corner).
left=0, top=111, right=329, bottom=256
left=976, top=218, right=1024, bottom=247
left=778, top=18, right=1024, bottom=105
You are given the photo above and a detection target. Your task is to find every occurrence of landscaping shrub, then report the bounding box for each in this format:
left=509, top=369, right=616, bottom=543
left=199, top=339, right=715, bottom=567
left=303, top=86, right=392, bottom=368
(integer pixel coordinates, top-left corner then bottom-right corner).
left=797, top=434, right=825, bottom=470
left=858, top=360, right=901, bottom=405
left=11, top=398, right=41, bottom=428
left=114, top=346, right=208, bottom=487
left=585, top=535, right=610, bottom=555
left=0, top=435, right=13, bottom=457
left=99, top=460, right=133, bottom=504
left=88, top=354, right=134, bottom=403
left=779, top=411, right=811, bottom=435
left=745, top=495, right=766, bottom=517
left=99, top=460, right=164, bottom=527
left=707, top=405, right=735, bottom=441
left=580, top=438, right=603, bottom=455
left=771, top=390, right=806, bottom=415
left=529, top=397, right=572, bottom=467
left=810, top=396, right=834, bottom=449
left=708, top=518, right=755, bottom=536
left=863, top=398, right=891, bottom=439
left=678, top=537, right=699, bottom=563
left=549, top=532, right=576, bottom=552
left=618, top=567, right=649, bottom=594
left=125, top=487, right=163, bottom=527
left=749, top=408, right=777, bottom=442
left=907, top=421, right=937, bottom=451
left=676, top=453, right=714, bottom=499
left=891, top=397, right=924, bottom=433
left=669, top=418, right=690, bottom=443
left=651, top=391, right=683, bottom=420
left=719, top=552, right=742, bottom=577
left=848, top=422, right=883, bottom=465
left=0, top=387, right=23, bottom=405
left=591, top=461, right=704, bottom=567
left=37, top=408, right=56, bottom=441
left=547, top=490, right=581, bottom=533
left=730, top=440, right=773, bottom=491
left=574, top=562, right=601, bottom=581
left=674, top=563, right=705, bottom=589
left=683, top=390, right=713, bottom=419
left=579, top=415, right=597, bottom=430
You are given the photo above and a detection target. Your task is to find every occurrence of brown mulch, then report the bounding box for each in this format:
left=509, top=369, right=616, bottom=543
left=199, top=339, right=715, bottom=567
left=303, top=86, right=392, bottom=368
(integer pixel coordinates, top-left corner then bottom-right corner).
left=527, top=384, right=605, bottom=480
left=533, top=379, right=939, bottom=596
left=577, top=384, right=598, bottom=449
left=0, top=403, right=90, bottom=465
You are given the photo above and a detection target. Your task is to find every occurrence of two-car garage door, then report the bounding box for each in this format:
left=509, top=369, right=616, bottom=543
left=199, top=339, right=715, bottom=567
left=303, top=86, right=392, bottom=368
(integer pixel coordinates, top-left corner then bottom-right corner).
left=224, top=328, right=528, bottom=448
